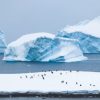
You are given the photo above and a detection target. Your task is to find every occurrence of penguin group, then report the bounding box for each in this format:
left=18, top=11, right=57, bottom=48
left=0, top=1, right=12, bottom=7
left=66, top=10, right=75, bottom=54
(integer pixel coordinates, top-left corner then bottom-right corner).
left=19, top=70, right=96, bottom=89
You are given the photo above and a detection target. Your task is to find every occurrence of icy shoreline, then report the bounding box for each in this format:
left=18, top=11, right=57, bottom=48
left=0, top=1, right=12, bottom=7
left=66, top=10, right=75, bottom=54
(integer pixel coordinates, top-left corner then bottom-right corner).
left=0, top=71, right=100, bottom=97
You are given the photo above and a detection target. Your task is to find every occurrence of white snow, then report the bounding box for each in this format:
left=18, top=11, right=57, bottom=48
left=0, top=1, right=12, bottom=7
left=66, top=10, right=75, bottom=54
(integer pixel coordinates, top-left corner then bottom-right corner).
left=3, top=32, right=55, bottom=61
left=9, top=32, right=55, bottom=47
left=62, top=16, right=100, bottom=38
left=0, top=71, right=100, bottom=93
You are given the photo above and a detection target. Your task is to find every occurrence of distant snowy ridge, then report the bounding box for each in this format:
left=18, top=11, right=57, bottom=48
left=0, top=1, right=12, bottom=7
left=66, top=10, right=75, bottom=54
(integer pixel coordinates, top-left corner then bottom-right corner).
left=0, top=71, right=100, bottom=95
left=3, top=32, right=87, bottom=62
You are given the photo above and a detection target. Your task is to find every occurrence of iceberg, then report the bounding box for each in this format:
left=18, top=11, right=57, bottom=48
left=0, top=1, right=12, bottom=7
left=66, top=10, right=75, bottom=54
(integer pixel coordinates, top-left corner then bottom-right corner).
left=57, top=16, right=100, bottom=53
left=0, top=71, right=100, bottom=96
left=3, top=32, right=87, bottom=62
left=0, top=31, right=6, bottom=54
left=57, top=31, right=100, bottom=53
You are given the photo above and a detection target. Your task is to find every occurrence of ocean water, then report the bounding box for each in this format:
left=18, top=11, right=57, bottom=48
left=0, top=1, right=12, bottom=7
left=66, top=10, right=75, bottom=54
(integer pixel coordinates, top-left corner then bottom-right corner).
left=0, top=54, right=100, bottom=74
left=0, top=54, right=100, bottom=100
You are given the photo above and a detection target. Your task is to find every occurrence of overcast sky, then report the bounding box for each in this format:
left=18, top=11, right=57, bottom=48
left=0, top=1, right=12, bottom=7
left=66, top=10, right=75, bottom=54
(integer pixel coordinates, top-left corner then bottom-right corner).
left=0, top=0, right=100, bottom=43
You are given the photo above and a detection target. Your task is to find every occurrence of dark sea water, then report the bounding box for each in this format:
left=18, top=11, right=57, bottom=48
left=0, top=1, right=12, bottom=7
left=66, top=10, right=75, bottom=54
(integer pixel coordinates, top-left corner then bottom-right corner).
left=0, top=54, right=100, bottom=100
left=0, top=54, right=100, bottom=73
left=0, top=97, right=100, bottom=100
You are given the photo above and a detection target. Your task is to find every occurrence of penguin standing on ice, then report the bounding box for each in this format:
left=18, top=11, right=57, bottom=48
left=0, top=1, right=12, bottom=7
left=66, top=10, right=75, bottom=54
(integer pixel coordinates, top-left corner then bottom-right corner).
left=61, top=81, right=64, bottom=83
left=80, top=84, right=82, bottom=86
left=51, top=71, right=53, bottom=74
left=76, top=82, right=78, bottom=85
left=25, top=75, right=28, bottom=78
left=20, top=76, right=22, bottom=79
left=41, top=75, right=45, bottom=80
left=60, top=72, right=62, bottom=75
left=30, top=76, right=33, bottom=79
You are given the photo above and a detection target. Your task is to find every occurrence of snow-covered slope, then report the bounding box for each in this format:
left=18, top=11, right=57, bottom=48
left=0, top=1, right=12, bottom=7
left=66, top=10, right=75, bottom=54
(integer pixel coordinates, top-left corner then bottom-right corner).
left=0, top=71, right=100, bottom=94
left=62, top=16, right=100, bottom=38
left=57, top=17, right=100, bottom=53
left=3, top=32, right=87, bottom=62
left=0, top=31, right=6, bottom=53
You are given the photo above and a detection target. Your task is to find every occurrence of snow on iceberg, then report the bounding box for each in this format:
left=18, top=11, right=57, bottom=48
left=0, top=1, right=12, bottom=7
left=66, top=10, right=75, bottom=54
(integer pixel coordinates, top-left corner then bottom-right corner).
left=3, top=32, right=87, bottom=62
left=62, top=16, right=100, bottom=38
left=57, top=16, right=100, bottom=53
left=0, top=71, right=100, bottom=95
left=0, top=31, right=6, bottom=54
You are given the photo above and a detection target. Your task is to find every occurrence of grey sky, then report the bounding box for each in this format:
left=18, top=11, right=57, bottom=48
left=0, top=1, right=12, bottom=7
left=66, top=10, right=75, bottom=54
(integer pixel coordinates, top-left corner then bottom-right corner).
left=0, top=0, right=100, bottom=43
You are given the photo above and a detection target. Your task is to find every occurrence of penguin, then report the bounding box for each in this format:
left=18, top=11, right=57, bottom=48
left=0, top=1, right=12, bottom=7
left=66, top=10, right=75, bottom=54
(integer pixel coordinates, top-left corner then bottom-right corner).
left=80, top=84, right=82, bottom=86
left=51, top=71, right=53, bottom=74
left=61, top=81, right=64, bottom=83
left=30, top=76, right=33, bottom=79
left=25, top=75, right=28, bottom=78
left=41, top=75, right=45, bottom=80
left=60, top=72, right=62, bottom=75
left=20, top=76, right=22, bottom=79
left=76, top=82, right=78, bottom=84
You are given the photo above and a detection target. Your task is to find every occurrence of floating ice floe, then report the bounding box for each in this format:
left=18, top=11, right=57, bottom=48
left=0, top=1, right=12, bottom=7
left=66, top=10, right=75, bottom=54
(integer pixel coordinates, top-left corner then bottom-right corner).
left=0, top=71, right=100, bottom=96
